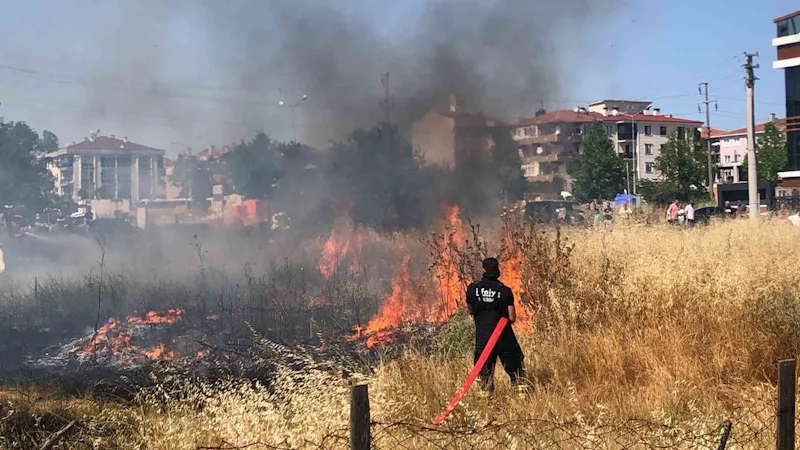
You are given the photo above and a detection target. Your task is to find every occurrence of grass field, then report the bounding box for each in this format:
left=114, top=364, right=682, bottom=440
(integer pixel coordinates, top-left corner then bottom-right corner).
left=1, top=218, right=799, bottom=449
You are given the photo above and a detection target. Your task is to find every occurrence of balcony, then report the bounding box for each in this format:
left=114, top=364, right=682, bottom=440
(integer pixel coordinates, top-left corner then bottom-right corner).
left=525, top=174, right=556, bottom=182
left=516, top=132, right=582, bottom=146
left=521, top=152, right=572, bottom=163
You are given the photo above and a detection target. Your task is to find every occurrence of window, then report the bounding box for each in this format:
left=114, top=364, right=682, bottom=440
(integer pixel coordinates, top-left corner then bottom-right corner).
left=677, top=127, right=685, bottom=139
left=645, top=162, right=654, bottom=174
left=724, top=155, right=731, bottom=163
left=660, top=126, right=667, bottom=136
left=605, top=125, right=613, bottom=137
left=100, top=156, right=117, bottom=199
left=734, top=154, right=740, bottom=162
left=618, top=123, right=634, bottom=140
left=644, top=144, right=653, bottom=155
left=644, top=125, right=652, bottom=136
left=777, top=17, right=799, bottom=38
left=624, top=143, right=631, bottom=158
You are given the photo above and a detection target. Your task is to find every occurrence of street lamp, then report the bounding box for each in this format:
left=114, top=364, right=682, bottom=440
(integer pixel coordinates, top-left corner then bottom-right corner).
left=279, top=94, right=308, bottom=142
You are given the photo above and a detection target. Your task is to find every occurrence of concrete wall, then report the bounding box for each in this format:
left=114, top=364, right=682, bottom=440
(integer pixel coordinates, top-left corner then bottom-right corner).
left=89, top=199, right=131, bottom=218
left=412, top=112, right=456, bottom=168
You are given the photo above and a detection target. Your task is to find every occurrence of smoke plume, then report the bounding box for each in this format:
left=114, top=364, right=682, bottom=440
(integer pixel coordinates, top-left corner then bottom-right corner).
left=71, top=0, right=619, bottom=147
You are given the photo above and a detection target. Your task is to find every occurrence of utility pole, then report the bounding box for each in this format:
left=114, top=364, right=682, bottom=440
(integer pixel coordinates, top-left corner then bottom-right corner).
left=744, top=52, right=759, bottom=221
left=699, top=82, right=716, bottom=191
left=380, top=72, right=391, bottom=125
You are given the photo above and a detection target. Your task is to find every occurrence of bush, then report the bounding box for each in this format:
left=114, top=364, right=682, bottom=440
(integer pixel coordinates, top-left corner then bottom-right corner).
left=431, top=308, right=474, bottom=358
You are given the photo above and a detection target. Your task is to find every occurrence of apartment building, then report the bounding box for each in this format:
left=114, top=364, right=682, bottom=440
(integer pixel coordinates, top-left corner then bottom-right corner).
left=412, top=94, right=495, bottom=169
left=47, top=134, right=165, bottom=217
left=711, top=114, right=786, bottom=183
left=773, top=10, right=800, bottom=170
left=509, top=101, right=702, bottom=187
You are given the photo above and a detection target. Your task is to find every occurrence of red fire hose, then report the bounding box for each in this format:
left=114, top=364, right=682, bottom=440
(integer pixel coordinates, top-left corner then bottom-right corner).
left=422, top=317, right=508, bottom=434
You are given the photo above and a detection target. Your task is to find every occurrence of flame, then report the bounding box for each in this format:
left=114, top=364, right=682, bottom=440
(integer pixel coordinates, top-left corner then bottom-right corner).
left=360, top=256, right=415, bottom=347
left=500, top=254, right=531, bottom=328
left=319, top=209, right=363, bottom=278
left=143, top=343, right=178, bottom=361
left=127, top=309, right=184, bottom=325
left=196, top=348, right=211, bottom=358
left=207, top=314, right=220, bottom=321
left=75, top=320, right=137, bottom=357
left=431, top=205, right=463, bottom=323
left=357, top=205, right=465, bottom=348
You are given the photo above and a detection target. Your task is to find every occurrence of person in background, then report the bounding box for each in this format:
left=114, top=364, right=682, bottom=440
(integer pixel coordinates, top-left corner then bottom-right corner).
left=685, top=200, right=695, bottom=226
left=724, top=201, right=732, bottom=216
left=736, top=200, right=747, bottom=218
left=618, top=203, right=632, bottom=221
left=593, top=201, right=602, bottom=227
left=602, top=201, right=614, bottom=230
left=667, top=199, right=680, bottom=224
left=466, top=257, right=528, bottom=397
left=778, top=203, right=790, bottom=220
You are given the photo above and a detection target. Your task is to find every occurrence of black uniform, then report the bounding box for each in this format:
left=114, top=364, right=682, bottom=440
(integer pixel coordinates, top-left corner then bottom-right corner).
left=466, top=273, right=525, bottom=391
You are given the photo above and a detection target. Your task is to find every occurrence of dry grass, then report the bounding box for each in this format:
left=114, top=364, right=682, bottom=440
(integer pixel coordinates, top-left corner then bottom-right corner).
left=2, top=219, right=800, bottom=448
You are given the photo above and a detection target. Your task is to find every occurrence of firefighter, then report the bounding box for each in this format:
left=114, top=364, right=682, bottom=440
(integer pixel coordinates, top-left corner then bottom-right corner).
left=466, top=257, right=528, bottom=396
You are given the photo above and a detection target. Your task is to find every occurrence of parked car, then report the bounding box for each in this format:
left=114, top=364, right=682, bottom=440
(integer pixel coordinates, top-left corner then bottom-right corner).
left=693, top=206, right=727, bottom=224
left=525, top=200, right=586, bottom=226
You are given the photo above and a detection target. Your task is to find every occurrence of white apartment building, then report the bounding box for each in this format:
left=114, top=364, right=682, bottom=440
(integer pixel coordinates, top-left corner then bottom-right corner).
left=47, top=134, right=165, bottom=217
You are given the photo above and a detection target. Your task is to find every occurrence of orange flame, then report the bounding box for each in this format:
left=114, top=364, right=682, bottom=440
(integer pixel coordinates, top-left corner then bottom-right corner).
left=143, top=343, right=178, bottom=361
left=127, top=309, right=184, bottom=325
left=357, top=205, right=465, bottom=348
left=431, top=205, right=463, bottom=323
left=75, top=319, right=138, bottom=357
left=500, top=254, right=531, bottom=328
left=196, top=348, right=211, bottom=358
left=319, top=209, right=363, bottom=278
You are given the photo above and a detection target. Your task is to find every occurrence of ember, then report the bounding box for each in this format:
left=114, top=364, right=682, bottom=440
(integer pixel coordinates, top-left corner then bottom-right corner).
left=143, top=343, right=178, bottom=361
left=126, top=309, right=184, bottom=325
left=32, top=309, right=196, bottom=369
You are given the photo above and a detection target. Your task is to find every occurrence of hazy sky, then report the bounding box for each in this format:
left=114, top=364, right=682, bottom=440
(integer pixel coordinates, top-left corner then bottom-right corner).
left=0, top=0, right=796, bottom=153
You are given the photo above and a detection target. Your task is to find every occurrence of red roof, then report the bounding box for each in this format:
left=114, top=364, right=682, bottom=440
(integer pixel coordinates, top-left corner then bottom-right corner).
left=512, top=110, right=603, bottom=126
left=510, top=110, right=702, bottom=127
left=713, top=118, right=787, bottom=138
left=702, top=127, right=728, bottom=139
left=774, top=10, right=800, bottom=23
left=66, top=136, right=161, bottom=152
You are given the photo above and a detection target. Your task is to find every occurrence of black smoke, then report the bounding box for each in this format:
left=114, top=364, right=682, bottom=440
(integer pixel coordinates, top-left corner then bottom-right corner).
left=72, top=0, right=619, bottom=147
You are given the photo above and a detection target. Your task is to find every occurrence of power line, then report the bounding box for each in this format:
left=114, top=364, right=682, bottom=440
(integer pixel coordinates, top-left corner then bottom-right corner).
left=715, top=95, right=785, bottom=107
left=0, top=64, right=305, bottom=96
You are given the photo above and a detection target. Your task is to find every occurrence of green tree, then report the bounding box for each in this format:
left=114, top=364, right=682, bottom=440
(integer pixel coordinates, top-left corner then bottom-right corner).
left=225, top=132, right=281, bottom=199
left=0, top=121, right=56, bottom=210
left=327, top=124, right=440, bottom=231
left=743, top=121, right=787, bottom=182
left=568, top=121, right=626, bottom=202
left=489, top=126, right=526, bottom=202
left=640, top=134, right=709, bottom=203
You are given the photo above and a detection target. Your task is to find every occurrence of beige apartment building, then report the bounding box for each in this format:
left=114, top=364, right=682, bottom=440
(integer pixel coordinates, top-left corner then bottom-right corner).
left=510, top=100, right=703, bottom=188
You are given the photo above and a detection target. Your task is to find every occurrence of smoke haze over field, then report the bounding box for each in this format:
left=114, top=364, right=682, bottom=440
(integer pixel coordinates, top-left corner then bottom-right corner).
left=0, top=0, right=619, bottom=150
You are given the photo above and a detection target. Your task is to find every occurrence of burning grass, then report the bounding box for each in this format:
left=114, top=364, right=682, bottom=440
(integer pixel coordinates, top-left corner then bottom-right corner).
left=1, top=218, right=800, bottom=448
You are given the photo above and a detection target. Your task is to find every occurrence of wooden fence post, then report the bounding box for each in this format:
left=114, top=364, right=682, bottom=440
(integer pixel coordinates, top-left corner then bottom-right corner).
left=350, top=384, right=370, bottom=450
left=777, top=359, right=796, bottom=450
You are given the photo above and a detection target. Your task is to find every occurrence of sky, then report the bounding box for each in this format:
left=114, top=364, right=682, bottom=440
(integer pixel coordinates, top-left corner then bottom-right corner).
left=0, top=0, right=796, bottom=153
